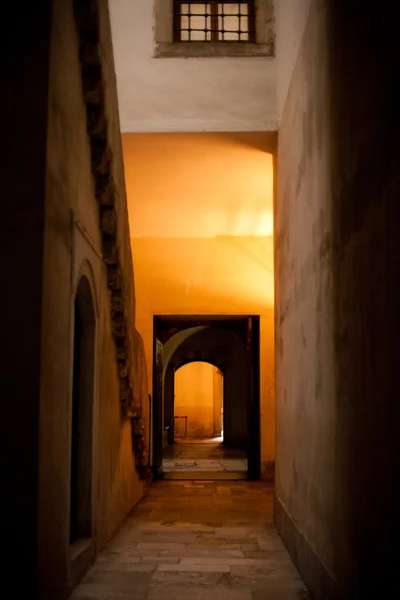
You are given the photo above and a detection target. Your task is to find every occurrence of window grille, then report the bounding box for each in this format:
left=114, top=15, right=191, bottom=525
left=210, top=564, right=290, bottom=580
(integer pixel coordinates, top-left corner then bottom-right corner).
left=173, top=1, right=256, bottom=42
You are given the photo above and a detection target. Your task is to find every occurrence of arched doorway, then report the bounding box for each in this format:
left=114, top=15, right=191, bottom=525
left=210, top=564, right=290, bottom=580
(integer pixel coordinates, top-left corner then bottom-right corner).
left=174, top=361, right=223, bottom=440
left=163, top=354, right=248, bottom=477
left=70, top=276, right=96, bottom=544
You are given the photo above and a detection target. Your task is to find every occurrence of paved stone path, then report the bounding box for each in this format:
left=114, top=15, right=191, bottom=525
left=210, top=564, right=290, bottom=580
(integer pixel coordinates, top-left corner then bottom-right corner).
left=163, top=440, right=247, bottom=473
left=71, top=481, right=310, bottom=599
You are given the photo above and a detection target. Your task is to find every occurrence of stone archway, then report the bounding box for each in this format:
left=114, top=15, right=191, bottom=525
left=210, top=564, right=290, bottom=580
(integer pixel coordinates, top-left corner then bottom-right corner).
left=165, top=327, right=248, bottom=448
left=173, top=360, right=223, bottom=440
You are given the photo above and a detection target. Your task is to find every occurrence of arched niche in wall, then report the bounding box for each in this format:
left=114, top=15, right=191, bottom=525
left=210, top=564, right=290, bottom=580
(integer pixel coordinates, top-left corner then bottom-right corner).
left=70, top=274, right=96, bottom=544
left=69, top=216, right=102, bottom=556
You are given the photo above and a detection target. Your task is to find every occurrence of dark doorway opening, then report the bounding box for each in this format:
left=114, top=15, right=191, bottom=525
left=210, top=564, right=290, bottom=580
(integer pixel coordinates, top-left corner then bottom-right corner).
left=152, top=315, right=260, bottom=480
left=70, top=276, right=95, bottom=544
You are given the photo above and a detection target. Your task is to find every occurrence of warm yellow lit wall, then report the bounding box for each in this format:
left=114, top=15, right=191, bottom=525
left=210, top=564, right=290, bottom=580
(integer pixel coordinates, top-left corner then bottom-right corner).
left=175, top=362, right=215, bottom=438
left=131, top=235, right=275, bottom=465
left=123, top=132, right=275, bottom=470
left=123, top=133, right=275, bottom=239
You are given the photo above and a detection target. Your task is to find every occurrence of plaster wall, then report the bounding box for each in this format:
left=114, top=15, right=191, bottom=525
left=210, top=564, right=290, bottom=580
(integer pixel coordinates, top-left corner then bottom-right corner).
left=174, top=362, right=215, bottom=438
left=275, top=0, right=400, bottom=596
left=108, top=0, right=277, bottom=132
left=274, top=0, right=311, bottom=120
left=123, top=132, right=275, bottom=239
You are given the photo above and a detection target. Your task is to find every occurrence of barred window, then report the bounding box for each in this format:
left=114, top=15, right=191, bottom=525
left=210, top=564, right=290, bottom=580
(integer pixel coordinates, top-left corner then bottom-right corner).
left=173, top=1, right=256, bottom=42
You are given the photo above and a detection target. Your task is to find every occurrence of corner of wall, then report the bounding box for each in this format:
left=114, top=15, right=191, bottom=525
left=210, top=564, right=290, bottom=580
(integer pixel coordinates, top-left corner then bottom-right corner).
left=274, top=495, right=341, bottom=600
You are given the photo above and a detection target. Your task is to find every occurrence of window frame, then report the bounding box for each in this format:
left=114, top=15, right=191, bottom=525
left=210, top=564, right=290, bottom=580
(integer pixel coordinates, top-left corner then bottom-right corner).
left=154, top=0, right=275, bottom=58
left=172, top=1, right=256, bottom=44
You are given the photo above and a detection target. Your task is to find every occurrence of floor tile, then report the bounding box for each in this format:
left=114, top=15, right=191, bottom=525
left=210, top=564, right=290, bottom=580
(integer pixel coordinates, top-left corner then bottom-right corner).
left=71, top=481, right=311, bottom=599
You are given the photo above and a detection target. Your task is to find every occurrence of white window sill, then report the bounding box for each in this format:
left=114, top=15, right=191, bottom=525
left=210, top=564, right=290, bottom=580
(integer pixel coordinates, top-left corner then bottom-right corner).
left=155, top=42, right=273, bottom=59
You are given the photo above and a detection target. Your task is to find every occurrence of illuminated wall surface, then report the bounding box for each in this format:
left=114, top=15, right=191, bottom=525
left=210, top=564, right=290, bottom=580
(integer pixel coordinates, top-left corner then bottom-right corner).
left=174, top=362, right=216, bottom=438
left=123, top=132, right=275, bottom=463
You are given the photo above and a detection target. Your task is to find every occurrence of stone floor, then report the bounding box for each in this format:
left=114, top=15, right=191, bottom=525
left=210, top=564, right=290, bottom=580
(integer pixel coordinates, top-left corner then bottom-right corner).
left=71, top=480, right=310, bottom=599
left=163, top=439, right=248, bottom=473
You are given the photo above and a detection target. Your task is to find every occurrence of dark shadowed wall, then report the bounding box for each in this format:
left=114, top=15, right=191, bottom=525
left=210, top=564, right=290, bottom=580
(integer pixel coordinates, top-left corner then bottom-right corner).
left=275, top=0, right=400, bottom=597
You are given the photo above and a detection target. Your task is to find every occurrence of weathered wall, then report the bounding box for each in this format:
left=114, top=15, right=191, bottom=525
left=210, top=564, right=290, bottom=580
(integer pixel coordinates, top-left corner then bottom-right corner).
left=174, top=362, right=215, bottom=438
left=108, top=0, right=277, bottom=132
left=275, top=0, right=400, bottom=597
left=274, top=0, right=311, bottom=120
left=36, top=0, right=147, bottom=598
left=132, top=235, right=275, bottom=464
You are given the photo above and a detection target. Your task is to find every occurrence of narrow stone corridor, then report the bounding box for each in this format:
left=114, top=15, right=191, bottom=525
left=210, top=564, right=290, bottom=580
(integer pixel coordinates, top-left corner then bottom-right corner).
left=71, top=481, right=310, bottom=599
